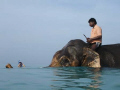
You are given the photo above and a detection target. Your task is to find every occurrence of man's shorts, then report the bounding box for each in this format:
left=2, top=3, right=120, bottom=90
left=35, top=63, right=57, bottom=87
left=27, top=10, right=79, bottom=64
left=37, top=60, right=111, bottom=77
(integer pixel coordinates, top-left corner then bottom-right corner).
left=89, top=42, right=102, bottom=49
left=96, top=42, right=102, bottom=48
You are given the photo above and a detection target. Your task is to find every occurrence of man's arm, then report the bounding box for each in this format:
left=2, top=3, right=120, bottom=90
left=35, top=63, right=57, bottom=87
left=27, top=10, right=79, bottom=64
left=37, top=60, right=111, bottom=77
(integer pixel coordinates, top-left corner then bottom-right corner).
left=87, top=35, right=102, bottom=43
left=23, top=64, right=25, bottom=67
left=18, top=63, right=20, bottom=67
left=90, top=35, right=102, bottom=41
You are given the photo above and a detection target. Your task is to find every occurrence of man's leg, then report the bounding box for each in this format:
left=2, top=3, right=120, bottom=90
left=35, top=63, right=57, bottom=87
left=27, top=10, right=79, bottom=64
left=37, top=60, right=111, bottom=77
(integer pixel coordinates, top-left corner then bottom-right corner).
left=90, top=43, right=101, bottom=67
left=91, top=44, right=97, bottom=51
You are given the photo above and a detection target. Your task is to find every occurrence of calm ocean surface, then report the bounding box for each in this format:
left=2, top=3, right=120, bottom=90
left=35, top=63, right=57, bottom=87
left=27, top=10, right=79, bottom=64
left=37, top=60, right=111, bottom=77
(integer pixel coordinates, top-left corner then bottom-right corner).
left=0, top=66, right=120, bottom=90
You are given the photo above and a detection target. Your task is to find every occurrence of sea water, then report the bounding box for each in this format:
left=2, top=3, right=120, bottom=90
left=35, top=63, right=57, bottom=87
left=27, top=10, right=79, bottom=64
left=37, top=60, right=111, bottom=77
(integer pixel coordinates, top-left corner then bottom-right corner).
left=0, top=66, right=120, bottom=90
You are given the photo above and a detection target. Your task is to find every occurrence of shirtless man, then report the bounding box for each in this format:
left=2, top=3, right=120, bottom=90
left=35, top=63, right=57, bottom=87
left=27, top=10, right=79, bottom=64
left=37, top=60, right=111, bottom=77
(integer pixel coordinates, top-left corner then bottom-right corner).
left=87, top=18, right=102, bottom=51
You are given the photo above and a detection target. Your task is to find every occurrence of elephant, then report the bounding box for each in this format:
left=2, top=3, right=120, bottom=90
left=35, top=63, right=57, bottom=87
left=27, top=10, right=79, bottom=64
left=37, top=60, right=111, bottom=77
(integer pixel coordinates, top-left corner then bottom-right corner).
left=49, top=39, right=120, bottom=68
left=6, top=63, right=13, bottom=68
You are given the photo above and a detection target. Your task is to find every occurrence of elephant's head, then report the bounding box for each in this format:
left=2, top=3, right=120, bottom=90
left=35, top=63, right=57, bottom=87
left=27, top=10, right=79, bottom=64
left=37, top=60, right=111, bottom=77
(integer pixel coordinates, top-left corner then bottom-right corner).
left=6, top=63, right=13, bottom=68
left=49, top=39, right=101, bottom=68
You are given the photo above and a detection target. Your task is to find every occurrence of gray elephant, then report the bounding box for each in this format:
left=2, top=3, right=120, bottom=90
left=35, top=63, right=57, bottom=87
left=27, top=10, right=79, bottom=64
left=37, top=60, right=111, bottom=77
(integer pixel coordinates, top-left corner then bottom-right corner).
left=49, top=39, right=120, bottom=68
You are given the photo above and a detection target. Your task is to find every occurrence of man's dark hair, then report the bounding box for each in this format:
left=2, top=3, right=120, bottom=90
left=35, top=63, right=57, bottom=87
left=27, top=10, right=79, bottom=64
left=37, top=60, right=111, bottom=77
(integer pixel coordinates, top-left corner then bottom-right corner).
left=88, top=18, right=97, bottom=24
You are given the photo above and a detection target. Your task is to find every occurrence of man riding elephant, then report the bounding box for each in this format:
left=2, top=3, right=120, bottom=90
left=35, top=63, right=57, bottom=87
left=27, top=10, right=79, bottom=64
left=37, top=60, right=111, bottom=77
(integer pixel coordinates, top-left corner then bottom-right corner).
left=49, top=18, right=120, bottom=68
left=49, top=18, right=103, bottom=68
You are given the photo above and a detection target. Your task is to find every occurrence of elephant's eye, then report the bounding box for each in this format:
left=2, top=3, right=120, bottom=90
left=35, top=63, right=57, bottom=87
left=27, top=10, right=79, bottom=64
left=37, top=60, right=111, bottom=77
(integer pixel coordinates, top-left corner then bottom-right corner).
left=64, top=59, right=69, bottom=63
left=82, top=55, right=86, bottom=59
left=60, top=59, right=70, bottom=67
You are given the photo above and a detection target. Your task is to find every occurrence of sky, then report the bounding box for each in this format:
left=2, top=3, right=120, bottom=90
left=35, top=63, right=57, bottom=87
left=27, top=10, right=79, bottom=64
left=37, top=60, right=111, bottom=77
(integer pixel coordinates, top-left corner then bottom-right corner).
left=0, top=0, right=120, bottom=67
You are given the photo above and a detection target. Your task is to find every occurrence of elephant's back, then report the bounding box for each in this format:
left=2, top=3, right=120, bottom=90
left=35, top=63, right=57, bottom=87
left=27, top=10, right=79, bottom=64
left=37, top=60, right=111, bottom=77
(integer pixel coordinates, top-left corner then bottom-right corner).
left=100, top=44, right=120, bottom=55
left=102, top=44, right=120, bottom=50
left=98, top=44, right=120, bottom=67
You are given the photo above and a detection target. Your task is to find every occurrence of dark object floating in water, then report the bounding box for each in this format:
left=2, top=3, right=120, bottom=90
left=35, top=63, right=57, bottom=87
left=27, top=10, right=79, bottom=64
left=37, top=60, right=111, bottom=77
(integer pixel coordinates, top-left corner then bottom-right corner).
left=6, top=63, right=13, bottom=68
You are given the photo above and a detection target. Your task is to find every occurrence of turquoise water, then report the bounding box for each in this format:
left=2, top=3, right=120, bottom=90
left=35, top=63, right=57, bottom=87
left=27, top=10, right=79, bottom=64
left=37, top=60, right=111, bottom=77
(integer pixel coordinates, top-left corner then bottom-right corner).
left=0, top=67, right=120, bottom=90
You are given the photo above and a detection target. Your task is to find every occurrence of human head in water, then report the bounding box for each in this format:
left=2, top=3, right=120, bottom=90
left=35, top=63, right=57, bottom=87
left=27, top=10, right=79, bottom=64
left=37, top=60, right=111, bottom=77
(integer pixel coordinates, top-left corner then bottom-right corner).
left=18, top=62, right=23, bottom=67
left=88, top=18, right=97, bottom=27
left=18, top=61, right=25, bottom=67
left=6, top=63, right=13, bottom=68
left=19, top=62, right=22, bottom=67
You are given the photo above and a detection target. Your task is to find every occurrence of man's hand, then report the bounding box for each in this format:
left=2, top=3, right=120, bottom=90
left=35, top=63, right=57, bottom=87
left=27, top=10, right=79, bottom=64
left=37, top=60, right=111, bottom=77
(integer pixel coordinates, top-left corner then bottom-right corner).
left=87, top=38, right=93, bottom=43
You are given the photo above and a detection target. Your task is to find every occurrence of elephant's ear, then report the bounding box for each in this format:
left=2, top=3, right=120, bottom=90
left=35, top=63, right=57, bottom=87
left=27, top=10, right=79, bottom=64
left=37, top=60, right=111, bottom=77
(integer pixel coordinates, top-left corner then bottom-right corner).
left=81, top=47, right=101, bottom=68
left=49, top=50, right=62, bottom=67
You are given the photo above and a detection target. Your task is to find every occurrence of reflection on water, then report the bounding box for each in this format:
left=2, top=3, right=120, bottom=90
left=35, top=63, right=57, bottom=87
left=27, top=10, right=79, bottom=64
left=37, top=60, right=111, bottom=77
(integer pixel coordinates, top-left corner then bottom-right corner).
left=1, top=66, right=120, bottom=90
left=51, top=67, right=102, bottom=90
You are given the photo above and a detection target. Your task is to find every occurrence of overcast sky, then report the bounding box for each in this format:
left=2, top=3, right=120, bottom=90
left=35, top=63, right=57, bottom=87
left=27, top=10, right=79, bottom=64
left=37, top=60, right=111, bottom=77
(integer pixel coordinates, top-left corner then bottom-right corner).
left=0, top=0, right=120, bottom=67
